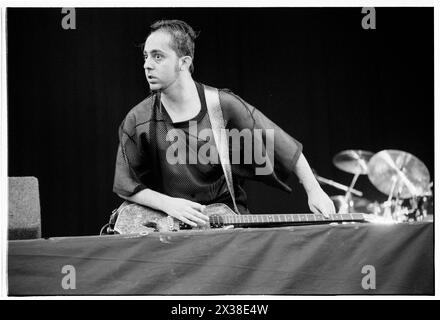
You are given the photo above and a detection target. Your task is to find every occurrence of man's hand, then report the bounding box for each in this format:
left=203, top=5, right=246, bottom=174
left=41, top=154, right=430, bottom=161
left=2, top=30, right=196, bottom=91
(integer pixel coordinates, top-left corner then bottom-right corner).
left=162, top=197, right=209, bottom=227
left=307, top=186, right=336, bottom=218
left=292, top=153, right=336, bottom=218
left=118, top=189, right=209, bottom=227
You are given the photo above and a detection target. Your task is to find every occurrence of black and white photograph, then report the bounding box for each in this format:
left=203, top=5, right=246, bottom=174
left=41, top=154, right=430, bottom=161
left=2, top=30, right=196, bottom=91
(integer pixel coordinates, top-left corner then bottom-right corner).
left=1, top=3, right=436, bottom=299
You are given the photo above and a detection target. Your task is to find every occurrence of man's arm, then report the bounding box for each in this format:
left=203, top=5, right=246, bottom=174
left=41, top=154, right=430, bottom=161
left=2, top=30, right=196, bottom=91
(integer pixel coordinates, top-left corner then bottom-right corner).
left=294, top=153, right=336, bottom=218
left=118, top=189, right=209, bottom=227
left=219, top=90, right=336, bottom=216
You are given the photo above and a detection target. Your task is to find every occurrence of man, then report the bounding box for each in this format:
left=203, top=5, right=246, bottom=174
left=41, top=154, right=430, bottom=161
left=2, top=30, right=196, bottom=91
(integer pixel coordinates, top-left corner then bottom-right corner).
left=113, top=20, right=335, bottom=228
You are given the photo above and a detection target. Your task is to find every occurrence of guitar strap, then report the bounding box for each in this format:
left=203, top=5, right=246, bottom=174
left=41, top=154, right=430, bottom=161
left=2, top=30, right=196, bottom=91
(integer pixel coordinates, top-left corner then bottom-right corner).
left=204, top=85, right=241, bottom=214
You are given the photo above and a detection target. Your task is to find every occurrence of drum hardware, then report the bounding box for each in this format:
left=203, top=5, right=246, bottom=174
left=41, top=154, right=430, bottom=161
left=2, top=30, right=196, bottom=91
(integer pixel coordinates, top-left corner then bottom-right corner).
left=333, top=150, right=374, bottom=213
left=405, top=181, right=433, bottom=220
left=313, top=170, right=363, bottom=197
left=327, top=148, right=432, bottom=222
left=367, top=150, right=432, bottom=222
left=330, top=194, right=373, bottom=214
left=367, top=150, right=430, bottom=199
left=333, top=150, right=374, bottom=176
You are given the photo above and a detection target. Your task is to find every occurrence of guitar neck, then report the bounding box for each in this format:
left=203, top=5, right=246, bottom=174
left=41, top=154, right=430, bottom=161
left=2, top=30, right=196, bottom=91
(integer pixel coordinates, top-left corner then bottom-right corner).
left=209, top=213, right=365, bottom=226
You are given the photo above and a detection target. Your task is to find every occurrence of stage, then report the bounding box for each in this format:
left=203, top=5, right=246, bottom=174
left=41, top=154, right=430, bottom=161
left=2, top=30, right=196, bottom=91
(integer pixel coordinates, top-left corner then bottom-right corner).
left=8, top=221, right=434, bottom=295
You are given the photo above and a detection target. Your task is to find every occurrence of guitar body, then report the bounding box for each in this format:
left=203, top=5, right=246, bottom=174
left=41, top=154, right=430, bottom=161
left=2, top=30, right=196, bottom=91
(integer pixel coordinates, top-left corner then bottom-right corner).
left=114, top=201, right=236, bottom=234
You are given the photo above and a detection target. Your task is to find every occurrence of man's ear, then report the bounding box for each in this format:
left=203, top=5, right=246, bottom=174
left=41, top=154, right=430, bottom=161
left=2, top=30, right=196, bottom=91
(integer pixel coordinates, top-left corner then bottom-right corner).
left=180, top=56, right=193, bottom=72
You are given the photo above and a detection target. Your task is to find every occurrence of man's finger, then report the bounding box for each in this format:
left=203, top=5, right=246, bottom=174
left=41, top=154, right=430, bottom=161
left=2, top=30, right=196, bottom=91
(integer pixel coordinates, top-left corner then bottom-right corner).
left=187, top=201, right=205, bottom=212
left=185, top=209, right=209, bottom=225
left=310, top=205, right=320, bottom=215
left=179, top=216, right=197, bottom=228
left=195, top=210, right=210, bottom=222
left=320, top=205, right=330, bottom=218
left=182, top=213, right=205, bottom=226
left=311, top=204, right=329, bottom=219
left=189, top=208, right=209, bottom=222
left=328, top=202, right=336, bottom=215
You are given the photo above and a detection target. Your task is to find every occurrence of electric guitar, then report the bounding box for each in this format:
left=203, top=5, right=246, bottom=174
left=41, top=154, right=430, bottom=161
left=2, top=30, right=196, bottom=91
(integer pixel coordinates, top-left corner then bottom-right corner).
left=113, top=202, right=367, bottom=234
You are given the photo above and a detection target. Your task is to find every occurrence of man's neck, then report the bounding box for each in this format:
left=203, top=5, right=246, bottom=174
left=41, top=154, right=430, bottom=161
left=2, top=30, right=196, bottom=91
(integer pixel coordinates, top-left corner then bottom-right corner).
left=160, top=74, right=198, bottom=112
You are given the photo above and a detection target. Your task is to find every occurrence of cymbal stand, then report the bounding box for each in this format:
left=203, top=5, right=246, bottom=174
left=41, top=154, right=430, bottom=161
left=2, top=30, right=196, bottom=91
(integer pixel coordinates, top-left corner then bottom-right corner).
left=393, top=185, right=407, bottom=222
left=387, top=176, right=398, bottom=203
left=314, top=174, right=363, bottom=197
left=337, top=172, right=360, bottom=214
left=385, top=177, right=407, bottom=221
left=383, top=176, right=398, bottom=220
left=344, top=171, right=360, bottom=203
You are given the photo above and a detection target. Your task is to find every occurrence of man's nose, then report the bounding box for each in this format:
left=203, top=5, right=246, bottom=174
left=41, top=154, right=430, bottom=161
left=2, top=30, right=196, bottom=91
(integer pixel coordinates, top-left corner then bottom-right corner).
left=144, top=57, right=153, bottom=70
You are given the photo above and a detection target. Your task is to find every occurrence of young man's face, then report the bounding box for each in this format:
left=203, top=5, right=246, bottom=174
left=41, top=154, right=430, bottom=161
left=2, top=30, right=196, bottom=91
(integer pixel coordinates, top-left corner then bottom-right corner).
left=143, top=31, right=180, bottom=91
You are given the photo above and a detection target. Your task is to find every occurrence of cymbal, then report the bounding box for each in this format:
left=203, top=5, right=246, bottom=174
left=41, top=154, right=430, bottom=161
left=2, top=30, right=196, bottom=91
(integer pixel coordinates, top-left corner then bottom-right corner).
left=333, top=150, right=374, bottom=175
left=367, top=150, right=430, bottom=199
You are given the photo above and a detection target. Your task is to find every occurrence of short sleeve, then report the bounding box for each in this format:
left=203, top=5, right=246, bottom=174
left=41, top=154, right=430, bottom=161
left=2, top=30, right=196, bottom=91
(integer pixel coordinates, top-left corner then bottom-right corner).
left=112, top=112, right=152, bottom=197
left=219, top=89, right=303, bottom=191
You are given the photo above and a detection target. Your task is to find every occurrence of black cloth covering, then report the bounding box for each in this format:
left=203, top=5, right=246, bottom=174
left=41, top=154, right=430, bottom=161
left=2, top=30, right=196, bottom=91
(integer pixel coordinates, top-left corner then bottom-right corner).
left=8, top=222, right=433, bottom=295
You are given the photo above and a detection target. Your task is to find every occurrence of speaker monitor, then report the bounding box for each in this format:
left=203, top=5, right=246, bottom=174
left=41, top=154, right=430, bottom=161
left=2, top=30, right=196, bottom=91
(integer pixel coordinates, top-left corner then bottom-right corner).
left=8, top=176, right=42, bottom=240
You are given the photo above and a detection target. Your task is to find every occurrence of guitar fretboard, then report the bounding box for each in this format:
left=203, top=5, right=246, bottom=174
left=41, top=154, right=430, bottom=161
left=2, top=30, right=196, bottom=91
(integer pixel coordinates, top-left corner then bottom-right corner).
left=209, top=213, right=365, bottom=226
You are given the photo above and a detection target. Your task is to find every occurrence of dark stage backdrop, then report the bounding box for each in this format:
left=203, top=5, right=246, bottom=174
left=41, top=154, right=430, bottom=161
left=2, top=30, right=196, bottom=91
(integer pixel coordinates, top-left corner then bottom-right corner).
left=8, top=8, right=434, bottom=237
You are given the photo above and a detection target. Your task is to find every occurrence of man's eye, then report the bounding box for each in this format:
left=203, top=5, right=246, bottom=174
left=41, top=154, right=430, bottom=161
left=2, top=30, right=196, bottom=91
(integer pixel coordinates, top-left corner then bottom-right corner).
left=143, top=54, right=162, bottom=61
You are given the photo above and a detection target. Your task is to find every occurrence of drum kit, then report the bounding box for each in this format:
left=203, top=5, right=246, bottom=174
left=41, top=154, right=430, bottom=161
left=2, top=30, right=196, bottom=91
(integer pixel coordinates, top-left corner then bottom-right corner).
left=315, top=149, right=433, bottom=222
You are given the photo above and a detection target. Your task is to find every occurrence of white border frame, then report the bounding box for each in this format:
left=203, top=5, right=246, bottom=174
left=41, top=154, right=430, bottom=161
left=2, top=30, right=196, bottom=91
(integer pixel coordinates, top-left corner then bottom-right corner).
left=0, top=0, right=438, bottom=300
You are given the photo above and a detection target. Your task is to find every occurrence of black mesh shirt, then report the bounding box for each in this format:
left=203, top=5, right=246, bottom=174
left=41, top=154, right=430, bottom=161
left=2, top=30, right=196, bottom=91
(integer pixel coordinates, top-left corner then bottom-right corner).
left=113, top=82, right=303, bottom=214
